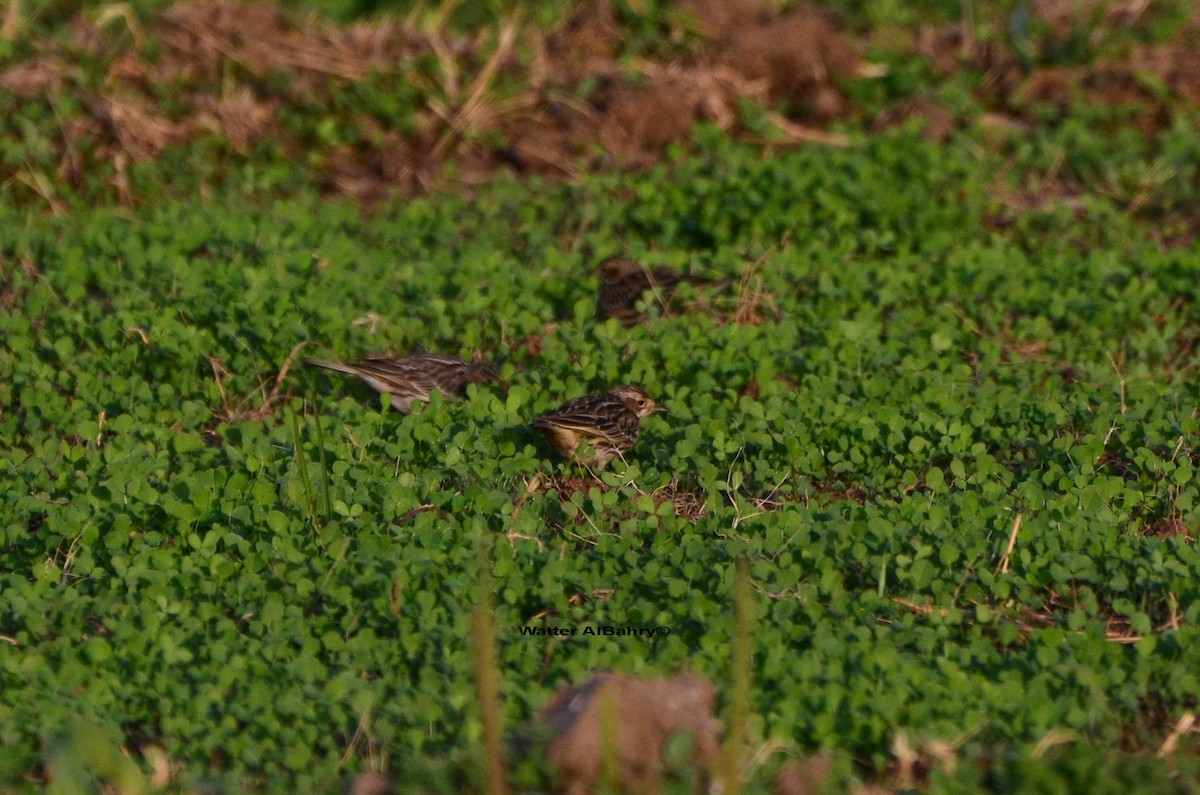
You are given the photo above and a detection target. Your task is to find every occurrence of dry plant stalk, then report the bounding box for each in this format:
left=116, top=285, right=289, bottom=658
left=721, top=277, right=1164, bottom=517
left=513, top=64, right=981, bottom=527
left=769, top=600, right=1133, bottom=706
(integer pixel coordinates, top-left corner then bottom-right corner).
left=472, top=538, right=508, bottom=795
left=212, top=341, right=308, bottom=423
left=996, top=512, right=1023, bottom=575
left=433, top=18, right=520, bottom=159
left=723, top=559, right=753, bottom=795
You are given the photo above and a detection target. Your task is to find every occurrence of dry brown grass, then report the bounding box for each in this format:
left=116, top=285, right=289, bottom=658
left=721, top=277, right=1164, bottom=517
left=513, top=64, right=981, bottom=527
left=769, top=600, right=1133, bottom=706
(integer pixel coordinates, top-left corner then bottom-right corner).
left=209, top=341, right=308, bottom=423
left=1, top=0, right=1197, bottom=212
left=0, top=0, right=873, bottom=208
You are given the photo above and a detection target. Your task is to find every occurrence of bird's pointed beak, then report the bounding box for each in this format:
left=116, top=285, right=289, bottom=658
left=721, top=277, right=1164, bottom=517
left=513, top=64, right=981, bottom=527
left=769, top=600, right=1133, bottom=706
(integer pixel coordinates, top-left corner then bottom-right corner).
left=654, top=405, right=669, bottom=415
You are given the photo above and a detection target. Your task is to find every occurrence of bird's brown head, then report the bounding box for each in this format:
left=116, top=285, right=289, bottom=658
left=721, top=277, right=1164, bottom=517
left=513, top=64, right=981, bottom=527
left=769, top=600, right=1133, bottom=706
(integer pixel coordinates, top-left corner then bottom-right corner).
left=610, top=385, right=665, bottom=418
left=596, top=256, right=643, bottom=284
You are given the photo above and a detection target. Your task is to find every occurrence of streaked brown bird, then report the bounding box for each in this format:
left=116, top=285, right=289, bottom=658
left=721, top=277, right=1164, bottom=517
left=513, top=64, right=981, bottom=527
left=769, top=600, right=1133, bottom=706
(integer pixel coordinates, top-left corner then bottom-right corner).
left=595, top=255, right=727, bottom=324
left=532, top=385, right=665, bottom=469
left=305, top=353, right=500, bottom=413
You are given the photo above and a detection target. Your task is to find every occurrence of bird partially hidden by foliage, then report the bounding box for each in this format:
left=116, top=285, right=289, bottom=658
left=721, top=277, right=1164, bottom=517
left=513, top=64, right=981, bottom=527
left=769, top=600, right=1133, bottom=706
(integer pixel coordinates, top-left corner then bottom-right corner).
left=305, top=353, right=500, bottom=413
left=532, top=385, right=665, bottom=469
left=595, top=255, right=730, bottom=324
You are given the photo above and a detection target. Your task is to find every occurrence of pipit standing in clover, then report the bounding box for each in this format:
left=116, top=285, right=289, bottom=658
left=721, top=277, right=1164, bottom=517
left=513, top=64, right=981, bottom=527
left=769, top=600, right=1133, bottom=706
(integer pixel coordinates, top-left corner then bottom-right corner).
left=532, top=385, right=665, bottom=470
left=305, top=353, right=500, bottom=413
left=595, top=255, right=729, bottom=325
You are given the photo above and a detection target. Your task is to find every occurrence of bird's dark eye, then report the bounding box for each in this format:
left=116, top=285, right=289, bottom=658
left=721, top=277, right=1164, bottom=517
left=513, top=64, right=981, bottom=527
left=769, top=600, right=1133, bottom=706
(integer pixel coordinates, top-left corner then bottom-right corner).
left=637, top=399, right=645, bottom=405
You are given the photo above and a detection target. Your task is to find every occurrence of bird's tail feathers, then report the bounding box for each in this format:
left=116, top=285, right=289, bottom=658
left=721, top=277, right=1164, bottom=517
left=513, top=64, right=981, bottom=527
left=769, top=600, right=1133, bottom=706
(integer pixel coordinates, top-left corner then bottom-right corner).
left=304, top=358, right=360, bottom=376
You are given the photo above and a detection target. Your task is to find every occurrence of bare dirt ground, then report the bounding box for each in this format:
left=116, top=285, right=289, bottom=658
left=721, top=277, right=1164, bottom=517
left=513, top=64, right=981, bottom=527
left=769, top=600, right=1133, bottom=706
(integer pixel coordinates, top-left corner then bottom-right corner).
left=1, top=0, right=1196, bottom=211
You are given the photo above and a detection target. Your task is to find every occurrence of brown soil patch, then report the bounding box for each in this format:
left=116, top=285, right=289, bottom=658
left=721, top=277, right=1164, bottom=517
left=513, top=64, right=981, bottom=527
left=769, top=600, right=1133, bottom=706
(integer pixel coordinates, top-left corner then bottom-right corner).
left=488, top=117, right=584, bottom=179
left=1029, top=0, right=1166, bottom=38
left=95, top=93, right=193, bottom=162
left=0, top=54, right=67, bottom=96
left=0, top=0, right=871, bottom=208
left=1131, top=41, right=1200, bottom=104
left=1142, top=515, right=1194, bottom=541
left=194, top=87, right=278, bottom=152
left=473, top=2, right=861, bottom=183
left=928, top=10, right=1200, bottom=138
left=906, top=0, right=1200, bottom=167
left=535, top=671, right=721, bottom=795
left=652, top=481, right=709, bottom=522
left=596, top=74, right=705, bottom=167
left=913, top=25, right=969, bottom=75
left=542, top=1, right=622, bottom=83
left=326, top=132, right=431, bottom=207
left=547, top=475, right=602, bottom=499
left=676, top=0, right=773, bottom=39
left=872, top=97, right=956, bottom=142
left=348, top=771, right=393, bottom=795
left=718, top=7, right=861, bottom=121
left=154, top=1, right=414, bottom=86
left=1, top=0, right=1198, bottom=212
left=815, top=477, right=870, bottom=504
left=775, top=756, right=834, bottom=795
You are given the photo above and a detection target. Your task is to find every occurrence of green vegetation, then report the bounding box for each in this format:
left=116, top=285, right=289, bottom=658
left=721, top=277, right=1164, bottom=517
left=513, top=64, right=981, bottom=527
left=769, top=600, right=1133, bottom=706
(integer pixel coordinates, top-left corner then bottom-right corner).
left=5, top=126, right=1199, bottom=791
left=2, top=0, right=1199, bottom=793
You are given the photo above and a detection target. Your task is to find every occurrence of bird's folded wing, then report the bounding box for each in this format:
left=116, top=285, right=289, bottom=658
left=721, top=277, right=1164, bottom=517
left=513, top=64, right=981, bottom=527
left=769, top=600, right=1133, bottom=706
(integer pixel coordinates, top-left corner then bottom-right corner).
left=532, top=412, right=623, bottom=442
